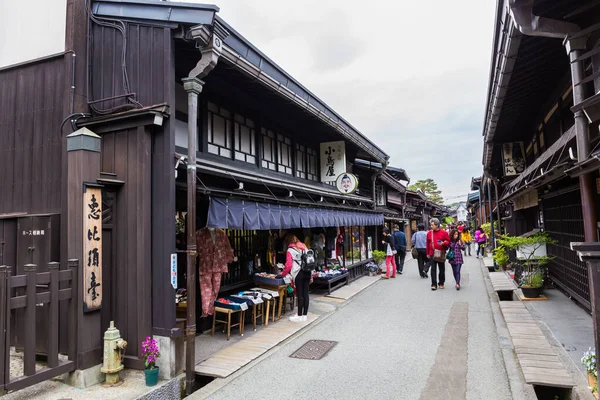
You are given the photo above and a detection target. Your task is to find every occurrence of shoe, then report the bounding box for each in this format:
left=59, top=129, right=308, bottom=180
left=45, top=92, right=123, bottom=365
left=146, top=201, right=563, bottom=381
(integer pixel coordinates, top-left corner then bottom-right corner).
left=424, top=274, right=428, bottom=278
left=431, top=286, right=437, bottom=291
left=300, top=315, right=307, bottom=322
left=439, top=284, right=445, bottom=289
left=391, top=275, right=396, bottom=278
left=456, top=284, right=460, bottom=290
left=381, top=275, right=389, bottom=279
left=399, top=271, right=403, bottom=275
left=289, top=315, right=303, bottom=322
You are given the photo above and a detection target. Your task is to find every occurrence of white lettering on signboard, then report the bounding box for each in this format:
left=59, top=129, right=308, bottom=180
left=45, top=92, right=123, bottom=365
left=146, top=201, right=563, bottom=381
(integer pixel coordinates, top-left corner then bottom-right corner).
left=320, top=141, right=346, bottom=183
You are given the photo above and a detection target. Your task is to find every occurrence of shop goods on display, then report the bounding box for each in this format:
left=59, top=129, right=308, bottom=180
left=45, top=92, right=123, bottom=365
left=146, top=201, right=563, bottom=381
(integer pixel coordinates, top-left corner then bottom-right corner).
left=314, top=265, right=348, bottom=280
left=254, top=272, right=286, bottom=286
left=214, top=297, right=248, bottom=311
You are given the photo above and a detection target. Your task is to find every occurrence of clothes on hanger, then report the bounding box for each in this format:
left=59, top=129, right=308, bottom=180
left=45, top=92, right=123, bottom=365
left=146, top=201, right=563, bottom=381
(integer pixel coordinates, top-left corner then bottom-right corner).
left=196, top=227, right=235, bottom=316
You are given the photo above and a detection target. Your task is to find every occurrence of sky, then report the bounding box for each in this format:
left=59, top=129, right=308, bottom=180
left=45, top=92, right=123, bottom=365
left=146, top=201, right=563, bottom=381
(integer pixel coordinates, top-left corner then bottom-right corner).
left=180, top=0, right=497, bottom=204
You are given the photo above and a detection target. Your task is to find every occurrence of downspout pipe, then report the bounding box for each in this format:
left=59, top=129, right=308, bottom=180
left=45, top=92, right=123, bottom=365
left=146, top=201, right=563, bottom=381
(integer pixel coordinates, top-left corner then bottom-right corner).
left=372, top=158, right=389, bottom=211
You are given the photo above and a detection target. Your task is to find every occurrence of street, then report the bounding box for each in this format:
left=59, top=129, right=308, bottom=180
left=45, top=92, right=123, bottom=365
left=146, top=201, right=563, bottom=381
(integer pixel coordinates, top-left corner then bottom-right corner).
left=202, top=255, right=513, bottom=400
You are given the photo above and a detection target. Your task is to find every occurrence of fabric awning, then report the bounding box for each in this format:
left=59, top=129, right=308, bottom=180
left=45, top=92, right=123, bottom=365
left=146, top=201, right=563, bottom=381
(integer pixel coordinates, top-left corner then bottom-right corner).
left=207, top=197, right=384, bottom=229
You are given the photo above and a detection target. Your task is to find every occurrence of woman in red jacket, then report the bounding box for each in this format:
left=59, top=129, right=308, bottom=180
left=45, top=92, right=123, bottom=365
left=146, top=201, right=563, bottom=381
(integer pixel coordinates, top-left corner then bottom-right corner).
left=426, top=218, right=450, bottom=291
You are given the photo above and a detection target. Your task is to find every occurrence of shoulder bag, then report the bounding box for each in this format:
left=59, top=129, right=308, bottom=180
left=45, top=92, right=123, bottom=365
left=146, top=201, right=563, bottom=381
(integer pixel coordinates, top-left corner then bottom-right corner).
left=431, top=231, right=446, bottom=263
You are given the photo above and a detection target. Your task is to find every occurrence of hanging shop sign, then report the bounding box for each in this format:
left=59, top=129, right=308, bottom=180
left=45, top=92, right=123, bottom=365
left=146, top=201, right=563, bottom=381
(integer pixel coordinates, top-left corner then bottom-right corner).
left=335, top=173, right=359, bottom=194
left=513, top=190, right=538, bottom=211
left=501, top=142, right=526, bottom=177
left=83, top=185, right=102, bottom=312
left=320, top=141, right=346, bottom=183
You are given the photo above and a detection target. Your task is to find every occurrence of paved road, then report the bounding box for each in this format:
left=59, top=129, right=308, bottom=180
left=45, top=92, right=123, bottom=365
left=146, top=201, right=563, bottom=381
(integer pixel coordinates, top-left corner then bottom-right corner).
left=206, top=255, right=513, bottom=400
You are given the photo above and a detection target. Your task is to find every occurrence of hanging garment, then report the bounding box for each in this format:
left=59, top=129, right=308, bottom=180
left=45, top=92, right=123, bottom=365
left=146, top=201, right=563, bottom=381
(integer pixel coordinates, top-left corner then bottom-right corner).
left=196, top=228, right=235, bottom=316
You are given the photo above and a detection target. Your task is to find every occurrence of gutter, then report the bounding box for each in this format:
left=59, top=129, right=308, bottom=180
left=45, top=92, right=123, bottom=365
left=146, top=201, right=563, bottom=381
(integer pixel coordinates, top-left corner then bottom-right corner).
left=371, top=158, right=389, bottom=210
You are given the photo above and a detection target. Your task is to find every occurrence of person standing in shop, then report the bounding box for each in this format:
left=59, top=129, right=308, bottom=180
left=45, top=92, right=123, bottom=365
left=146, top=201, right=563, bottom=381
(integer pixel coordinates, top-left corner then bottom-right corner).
left=381, top=227, right=397, bottom=279
left=280, top=235, right=310, bottom=322
left=426, top=218, right=450, bottom=291
left=411, top=223, right=428, bottom=278
left=392, top=224, right=407, bottom=275
left=448, top=229, right=465, bottom=290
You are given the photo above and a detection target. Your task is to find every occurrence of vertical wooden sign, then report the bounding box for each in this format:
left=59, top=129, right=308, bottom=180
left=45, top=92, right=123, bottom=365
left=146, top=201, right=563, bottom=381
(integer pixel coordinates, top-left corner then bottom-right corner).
left=83, top=186, right=102, bottom=312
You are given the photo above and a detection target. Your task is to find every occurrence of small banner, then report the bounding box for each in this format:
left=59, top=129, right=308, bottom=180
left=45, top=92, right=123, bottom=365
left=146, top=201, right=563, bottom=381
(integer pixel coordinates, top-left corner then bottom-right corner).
left=501, top=142, right=526, bottom=177
left=83, top=186, right=102, bottom=312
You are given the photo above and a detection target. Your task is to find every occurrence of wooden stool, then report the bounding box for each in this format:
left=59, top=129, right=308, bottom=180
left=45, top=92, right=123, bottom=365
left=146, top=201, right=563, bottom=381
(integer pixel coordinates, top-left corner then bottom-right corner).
left=212, top=307, right=245, bottom=340
left=250, top=303, right=265, bottom=331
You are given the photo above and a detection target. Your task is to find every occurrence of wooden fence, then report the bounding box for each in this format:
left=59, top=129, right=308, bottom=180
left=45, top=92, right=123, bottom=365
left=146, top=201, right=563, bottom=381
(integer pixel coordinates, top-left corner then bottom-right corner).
left=0, top=260, right=78, bottom=394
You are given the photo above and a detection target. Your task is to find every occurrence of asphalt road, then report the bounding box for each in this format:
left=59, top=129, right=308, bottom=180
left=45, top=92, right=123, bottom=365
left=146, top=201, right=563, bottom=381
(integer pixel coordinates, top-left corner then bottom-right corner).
left=206, top=255, right=513, bottom=400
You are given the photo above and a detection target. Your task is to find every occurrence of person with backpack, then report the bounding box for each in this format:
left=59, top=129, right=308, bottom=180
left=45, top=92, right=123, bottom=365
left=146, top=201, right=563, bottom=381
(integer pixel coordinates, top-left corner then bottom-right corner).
left=381, top=227, right=397, bottom=279
left=279, top=235, right=312, bottom=322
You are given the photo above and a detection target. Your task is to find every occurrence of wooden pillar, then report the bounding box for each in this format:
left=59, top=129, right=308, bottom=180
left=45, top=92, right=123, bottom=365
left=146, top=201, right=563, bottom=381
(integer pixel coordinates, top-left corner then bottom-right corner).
left=67, top=127, right=102, bottom=370
left=571, top=243, right=600, bottom=380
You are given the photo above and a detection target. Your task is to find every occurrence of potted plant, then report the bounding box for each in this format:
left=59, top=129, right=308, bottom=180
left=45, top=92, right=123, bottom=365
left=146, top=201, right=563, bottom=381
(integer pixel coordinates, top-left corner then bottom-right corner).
left=497, top=231, right=556, bottom=298
left=492, top=245, right=509, bottom=272
left=365, top=262, right=378, bottom=276
left=582, top=348, right=599, bottom=398
left=372, top=250, right=386, bottom=274
left=141, top=336, right=161, bottom=386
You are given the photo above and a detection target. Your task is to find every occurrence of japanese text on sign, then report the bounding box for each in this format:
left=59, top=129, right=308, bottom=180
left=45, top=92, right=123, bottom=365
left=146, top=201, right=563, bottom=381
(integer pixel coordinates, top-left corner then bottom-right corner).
left=320, top=141, right=346, bottom=183
left=83, top=189, right=102, bottom=311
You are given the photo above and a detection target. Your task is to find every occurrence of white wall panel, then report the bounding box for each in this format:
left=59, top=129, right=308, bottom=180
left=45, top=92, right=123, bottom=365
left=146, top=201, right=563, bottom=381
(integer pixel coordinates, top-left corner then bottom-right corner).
left=0, top=0, right=67, bottom=68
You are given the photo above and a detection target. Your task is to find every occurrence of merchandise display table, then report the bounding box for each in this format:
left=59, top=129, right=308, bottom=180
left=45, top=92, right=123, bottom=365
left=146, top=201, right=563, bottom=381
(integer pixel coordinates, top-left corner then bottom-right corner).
left=230, top=294, right=265, bottom=331
left=311, top=273, right=349, bottom=295
left=251, top=284, right=287, bottom=322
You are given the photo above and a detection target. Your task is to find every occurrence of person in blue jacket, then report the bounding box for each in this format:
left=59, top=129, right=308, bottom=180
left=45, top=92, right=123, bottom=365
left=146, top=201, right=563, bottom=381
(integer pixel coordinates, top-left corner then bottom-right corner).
left=392, top=224, right=407, bottom=274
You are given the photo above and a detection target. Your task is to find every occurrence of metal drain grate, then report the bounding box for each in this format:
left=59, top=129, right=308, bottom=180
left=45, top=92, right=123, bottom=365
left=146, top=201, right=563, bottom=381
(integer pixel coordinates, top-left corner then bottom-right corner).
left=289, top=340, right=338, bottom=360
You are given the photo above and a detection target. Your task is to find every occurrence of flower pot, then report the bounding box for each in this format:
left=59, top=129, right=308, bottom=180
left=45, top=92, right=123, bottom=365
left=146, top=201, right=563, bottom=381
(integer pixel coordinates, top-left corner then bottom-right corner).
left=144, top=367, right=159, bottom=387
left=368, top=271, right=376, bottom=277
left=588, top=373, right=599, bottom=398
left=521, top=287, right=541, bottom=298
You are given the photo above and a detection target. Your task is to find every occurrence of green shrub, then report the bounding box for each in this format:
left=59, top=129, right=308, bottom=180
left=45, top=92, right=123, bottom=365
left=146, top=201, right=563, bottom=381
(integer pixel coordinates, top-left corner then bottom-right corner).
left=372, top=250, right=386, bottom=265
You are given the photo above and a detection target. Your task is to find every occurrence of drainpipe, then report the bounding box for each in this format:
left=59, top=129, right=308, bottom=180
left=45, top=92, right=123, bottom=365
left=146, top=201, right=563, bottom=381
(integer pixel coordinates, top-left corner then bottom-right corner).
left=494, top=179, right=502, bottom=234
left=403, top=178, right=410, bottom=220
left=487, top=177, right=496, bottom=254
left=371, top=158, right=389, bottom=210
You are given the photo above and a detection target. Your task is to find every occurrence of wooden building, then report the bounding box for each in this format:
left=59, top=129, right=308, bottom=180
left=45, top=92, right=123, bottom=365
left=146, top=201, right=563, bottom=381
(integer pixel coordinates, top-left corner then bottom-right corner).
left=481, top=0, right=600, bottom=312
left=0, top=0, right=399, bottom=393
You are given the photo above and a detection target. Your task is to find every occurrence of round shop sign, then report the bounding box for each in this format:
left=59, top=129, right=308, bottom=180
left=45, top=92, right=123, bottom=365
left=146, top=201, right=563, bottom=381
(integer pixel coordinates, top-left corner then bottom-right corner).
left=335, top=173, right=359, bottom=194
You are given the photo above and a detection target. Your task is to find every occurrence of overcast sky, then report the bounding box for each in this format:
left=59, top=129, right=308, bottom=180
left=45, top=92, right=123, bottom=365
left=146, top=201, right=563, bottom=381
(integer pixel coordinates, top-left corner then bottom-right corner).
left=182, top=0, right=496, bottom=203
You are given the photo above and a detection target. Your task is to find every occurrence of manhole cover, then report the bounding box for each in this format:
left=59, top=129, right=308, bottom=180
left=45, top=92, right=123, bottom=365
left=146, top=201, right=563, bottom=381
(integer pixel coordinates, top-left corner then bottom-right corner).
left=290, top=340, right=338, bottom=360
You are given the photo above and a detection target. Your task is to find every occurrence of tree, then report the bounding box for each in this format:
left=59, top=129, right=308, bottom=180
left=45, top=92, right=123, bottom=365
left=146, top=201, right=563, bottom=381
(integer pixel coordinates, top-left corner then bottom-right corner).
left=408, top=178, right=443, bottom=203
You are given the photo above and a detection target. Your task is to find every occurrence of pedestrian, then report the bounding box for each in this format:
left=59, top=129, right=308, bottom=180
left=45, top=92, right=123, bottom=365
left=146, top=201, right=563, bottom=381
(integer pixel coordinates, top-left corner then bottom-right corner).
left=426, top=218, right=450, bottom=291
left=280, top=235, right=310, bottom=322
left=474, top=226, right=487, bottom=258
left=392, top=224, right=406, bottom=275
left=461, top=227, right=472, bottom=256
left=411, top=223, right=428, bottom=278
left=448, top=229, right=465, bottom=290
left=381, top=227, right=397, bottom=279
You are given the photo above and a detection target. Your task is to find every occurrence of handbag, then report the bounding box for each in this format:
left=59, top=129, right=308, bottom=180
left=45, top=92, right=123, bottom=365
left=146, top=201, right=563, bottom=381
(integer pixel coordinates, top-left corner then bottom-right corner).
left=446, top=246, right=455, bottom=261
left=411, top=247, right=418, bottom=259
left=431, top=231, right=446, bottom=263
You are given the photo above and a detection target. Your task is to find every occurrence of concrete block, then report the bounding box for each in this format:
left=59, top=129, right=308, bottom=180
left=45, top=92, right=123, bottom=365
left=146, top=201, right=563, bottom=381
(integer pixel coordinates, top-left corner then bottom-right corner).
left=154, top=335, right=184, bottom=380
left=68, top=363, right=104, bottom=388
